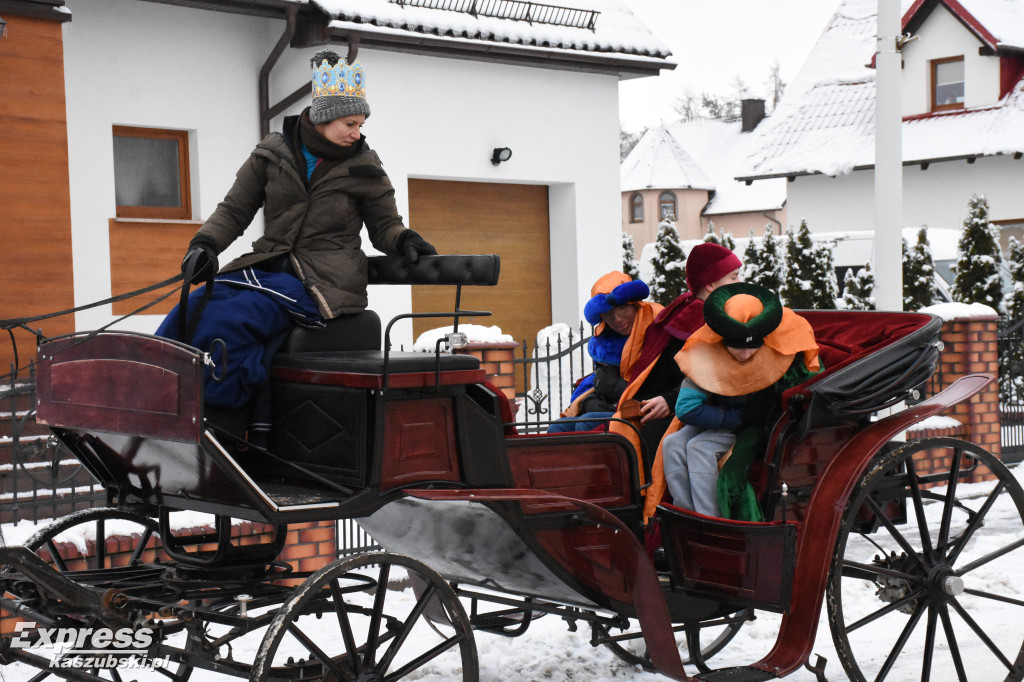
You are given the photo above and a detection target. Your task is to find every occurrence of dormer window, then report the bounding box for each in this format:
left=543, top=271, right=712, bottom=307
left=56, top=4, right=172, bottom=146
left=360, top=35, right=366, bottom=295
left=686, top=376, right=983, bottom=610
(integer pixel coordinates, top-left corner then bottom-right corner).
left=932, top=56, right=965, bottom=111
left=630, top=193, right=644, bottom=223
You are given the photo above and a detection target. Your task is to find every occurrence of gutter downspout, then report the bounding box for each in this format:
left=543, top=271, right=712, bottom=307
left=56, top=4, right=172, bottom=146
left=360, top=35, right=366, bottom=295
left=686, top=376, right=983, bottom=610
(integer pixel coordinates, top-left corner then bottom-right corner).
left=761, top=210, right=782, bottom=234
left=259, top=5, right=300, bottom=139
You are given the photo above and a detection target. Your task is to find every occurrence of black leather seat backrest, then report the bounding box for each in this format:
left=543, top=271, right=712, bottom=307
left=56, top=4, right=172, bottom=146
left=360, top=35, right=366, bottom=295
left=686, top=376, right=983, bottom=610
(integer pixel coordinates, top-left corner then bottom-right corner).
left=367, top=255, right=500, bottom=286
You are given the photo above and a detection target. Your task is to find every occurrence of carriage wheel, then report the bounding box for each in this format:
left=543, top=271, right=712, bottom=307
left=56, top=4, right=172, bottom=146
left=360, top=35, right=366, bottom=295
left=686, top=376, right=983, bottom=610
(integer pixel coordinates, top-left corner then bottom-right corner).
left=1, top=507, right=194, bottom=682
left=827, top=437, right=1024, bottom=682
left=21, top=506, right=164, bottom=570
left=592, top=608, right=754, bottom=673
left=251, top=552, right=478, bottom=681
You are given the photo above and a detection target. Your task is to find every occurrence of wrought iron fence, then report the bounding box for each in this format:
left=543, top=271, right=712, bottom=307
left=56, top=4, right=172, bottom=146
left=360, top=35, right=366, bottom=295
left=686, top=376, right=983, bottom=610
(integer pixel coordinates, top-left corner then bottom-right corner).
left=511, top=322, right=593, bottom=433
left=998, top=317, right=1024, bottom=463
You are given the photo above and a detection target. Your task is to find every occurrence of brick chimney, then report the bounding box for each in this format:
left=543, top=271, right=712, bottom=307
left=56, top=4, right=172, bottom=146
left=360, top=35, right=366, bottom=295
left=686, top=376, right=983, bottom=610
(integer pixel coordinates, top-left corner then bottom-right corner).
left=741, top=98, right=766, bottom=132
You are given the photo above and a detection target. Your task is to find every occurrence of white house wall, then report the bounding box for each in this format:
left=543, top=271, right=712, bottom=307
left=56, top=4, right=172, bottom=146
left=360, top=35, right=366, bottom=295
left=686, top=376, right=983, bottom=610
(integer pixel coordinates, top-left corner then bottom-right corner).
left=902, top=4, right=1001, bottom=117
left=61, top=0, right=623, bottom=346
left=787, top=154, right=1024, bottom=233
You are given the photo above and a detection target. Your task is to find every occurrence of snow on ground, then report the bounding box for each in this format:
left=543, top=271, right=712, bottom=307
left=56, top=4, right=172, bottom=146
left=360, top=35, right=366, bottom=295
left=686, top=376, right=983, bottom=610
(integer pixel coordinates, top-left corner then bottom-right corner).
left=3, top=466, right=1024, bottom=681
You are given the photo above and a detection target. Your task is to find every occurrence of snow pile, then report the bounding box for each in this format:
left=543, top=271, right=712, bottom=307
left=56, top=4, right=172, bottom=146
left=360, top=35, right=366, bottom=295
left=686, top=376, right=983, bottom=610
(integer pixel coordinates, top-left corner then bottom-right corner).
left=920, top=301, right=999, bottom=320
left=412, top=324, right=514, bottom=352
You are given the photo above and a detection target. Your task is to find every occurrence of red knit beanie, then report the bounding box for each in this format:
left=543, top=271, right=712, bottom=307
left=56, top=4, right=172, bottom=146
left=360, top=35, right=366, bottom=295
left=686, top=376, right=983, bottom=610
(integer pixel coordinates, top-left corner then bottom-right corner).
left=685, top=242, right=742, bottom=292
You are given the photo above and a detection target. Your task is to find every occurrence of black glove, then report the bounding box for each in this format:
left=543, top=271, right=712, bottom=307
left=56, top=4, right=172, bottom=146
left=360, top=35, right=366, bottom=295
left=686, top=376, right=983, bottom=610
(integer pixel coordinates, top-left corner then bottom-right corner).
left=397, top=230, right=437, bottom=263
left=181, top=239, right=218, bottom=285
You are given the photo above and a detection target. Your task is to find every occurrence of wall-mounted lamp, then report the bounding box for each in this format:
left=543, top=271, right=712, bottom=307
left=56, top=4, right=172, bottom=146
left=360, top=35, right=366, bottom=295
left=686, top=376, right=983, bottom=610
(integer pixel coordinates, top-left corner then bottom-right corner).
left=491, top=147, right=512, bottom=165
left=0, top=15, right=8, bottom=40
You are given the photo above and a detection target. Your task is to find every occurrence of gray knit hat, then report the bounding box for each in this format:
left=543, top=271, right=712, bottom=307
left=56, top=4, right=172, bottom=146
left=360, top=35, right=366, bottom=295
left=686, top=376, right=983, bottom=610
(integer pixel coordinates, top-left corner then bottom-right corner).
left=309, top=49, right=370, bottom=125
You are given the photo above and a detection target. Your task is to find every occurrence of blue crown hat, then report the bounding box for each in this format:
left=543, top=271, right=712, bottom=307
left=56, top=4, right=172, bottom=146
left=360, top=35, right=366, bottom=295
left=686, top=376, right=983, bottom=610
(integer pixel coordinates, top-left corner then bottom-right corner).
left=310, top=49, right=370, bottom=125
left=583, top=279, right=650, bottom=325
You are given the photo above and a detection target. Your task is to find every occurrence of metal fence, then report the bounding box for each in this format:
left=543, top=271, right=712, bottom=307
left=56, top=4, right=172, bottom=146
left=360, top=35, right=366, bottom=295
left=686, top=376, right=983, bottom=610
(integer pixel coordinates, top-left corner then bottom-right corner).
left=511, top=322, right=593, bottom=433
left=998, top=317, right=1024, bottom=463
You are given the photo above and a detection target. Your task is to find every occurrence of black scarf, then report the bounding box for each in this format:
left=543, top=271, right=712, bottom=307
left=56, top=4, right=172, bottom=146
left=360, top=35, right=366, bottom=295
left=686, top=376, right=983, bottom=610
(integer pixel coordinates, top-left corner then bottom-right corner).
left=294, top=108, right=365, bottom=185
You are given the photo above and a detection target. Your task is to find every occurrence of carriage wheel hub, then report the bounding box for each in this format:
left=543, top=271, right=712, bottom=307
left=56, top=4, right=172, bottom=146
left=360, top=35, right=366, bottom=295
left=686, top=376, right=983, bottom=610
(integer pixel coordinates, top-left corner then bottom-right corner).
left=927, top=565, right=962, bottom=602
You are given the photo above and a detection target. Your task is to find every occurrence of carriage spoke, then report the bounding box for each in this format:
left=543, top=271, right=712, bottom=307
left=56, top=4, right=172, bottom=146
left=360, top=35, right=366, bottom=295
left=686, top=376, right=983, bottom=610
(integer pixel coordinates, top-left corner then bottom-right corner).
left=44, top=539, right=68, bottom=573
left=129, top=528, right=154, bottom=565
left=946, top=486, right=1012, bottom=566
left=287, top=622, right=348, bottom=677
left=331, top=579, right=362, bottom=675
left=920, top=606, right=938, bottom=682
left=866, top=496, right=930, bottom=573
left=873, top=600, right=927, bottom=681
left=936, top=447, right=964, bottom=554
left=906, top=458, right=935, bottom=556
left=383, top=632, right=470, bottom=681
left=363, top=562, right=392, bottom=669
left=962, top=585, right=1024, bottom=608
left=377, top=581, right=434, bottom=674
left=843, top=585, right=927, bottom=633
left=949, top=597, right=1017, bottom=671
left=937, top=603, right=969, bottom=681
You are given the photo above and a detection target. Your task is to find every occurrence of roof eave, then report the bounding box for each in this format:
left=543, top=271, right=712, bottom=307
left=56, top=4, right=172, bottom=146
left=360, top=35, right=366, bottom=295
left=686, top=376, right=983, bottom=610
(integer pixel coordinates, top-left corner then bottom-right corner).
left=315, top=21, right=674, bottom=78
left=136, top=0, right=305, bottom=20
left=736, top=150, right=1024, bottom=182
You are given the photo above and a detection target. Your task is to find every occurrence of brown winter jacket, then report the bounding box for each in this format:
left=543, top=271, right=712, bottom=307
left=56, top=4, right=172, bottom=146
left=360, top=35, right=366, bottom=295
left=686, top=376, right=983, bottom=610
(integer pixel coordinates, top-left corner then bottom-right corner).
left=193, top=117, right=407, bottom=318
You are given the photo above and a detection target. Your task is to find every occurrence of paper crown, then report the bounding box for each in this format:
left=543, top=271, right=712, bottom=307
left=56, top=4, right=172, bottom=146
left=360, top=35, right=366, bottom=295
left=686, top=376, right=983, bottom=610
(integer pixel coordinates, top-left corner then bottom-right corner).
left=312, top=54, right=366, bottom=99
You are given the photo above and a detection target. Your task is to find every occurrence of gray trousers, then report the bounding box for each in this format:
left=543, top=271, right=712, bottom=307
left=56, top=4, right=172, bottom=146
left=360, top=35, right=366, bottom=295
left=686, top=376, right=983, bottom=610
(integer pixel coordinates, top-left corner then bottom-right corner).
left=662, top=425, right=737, bottom=517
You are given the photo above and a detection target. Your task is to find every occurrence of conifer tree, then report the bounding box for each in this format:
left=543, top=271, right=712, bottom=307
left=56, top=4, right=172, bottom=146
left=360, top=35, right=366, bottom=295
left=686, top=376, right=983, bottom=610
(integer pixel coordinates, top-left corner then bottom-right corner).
left=782, top=220, right=819, bottom=308
left=1000, top=236, right=1024, bottom=402
left=621, top=232, right=640, bottom=281
left=752, top=226, right=785, bottom=293
left=810, top=239, right=840, bottom=308
left=842, top=264, right=875, bottom=310
left=702, top=222, right=736, bottom=252
left=1003, top=236, right=1024, bottom=322
left=742, top=228, right=763, bottom=282
left=649, top=220, right=687, bottom=305
left=903, top=227, right=936, bottom=311
left=951, top=194, right=1003, bottom=308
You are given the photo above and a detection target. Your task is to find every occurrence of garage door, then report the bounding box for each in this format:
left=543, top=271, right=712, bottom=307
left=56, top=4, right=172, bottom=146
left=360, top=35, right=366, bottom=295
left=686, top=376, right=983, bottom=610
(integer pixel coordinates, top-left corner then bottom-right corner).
left=407, top=179, right=551, bottom=349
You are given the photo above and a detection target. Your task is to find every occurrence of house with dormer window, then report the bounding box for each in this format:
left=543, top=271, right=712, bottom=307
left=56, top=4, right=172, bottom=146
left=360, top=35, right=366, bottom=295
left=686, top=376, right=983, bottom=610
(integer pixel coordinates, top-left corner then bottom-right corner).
left=738, top=0, right=1024, bottom=252
left=0, top=0, right=673, bottom=371
left=620, top=100, right=787, bottom=253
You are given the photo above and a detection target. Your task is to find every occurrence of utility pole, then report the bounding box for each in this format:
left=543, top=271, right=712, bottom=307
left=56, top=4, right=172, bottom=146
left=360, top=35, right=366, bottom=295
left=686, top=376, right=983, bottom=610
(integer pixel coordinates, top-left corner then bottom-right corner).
left=874, top=0, right=904, bottom=310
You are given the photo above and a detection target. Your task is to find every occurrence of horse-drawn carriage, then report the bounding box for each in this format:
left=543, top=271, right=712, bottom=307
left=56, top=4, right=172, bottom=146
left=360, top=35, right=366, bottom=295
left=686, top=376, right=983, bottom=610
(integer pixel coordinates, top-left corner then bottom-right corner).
left=2, top=255, right=1022, bottom=682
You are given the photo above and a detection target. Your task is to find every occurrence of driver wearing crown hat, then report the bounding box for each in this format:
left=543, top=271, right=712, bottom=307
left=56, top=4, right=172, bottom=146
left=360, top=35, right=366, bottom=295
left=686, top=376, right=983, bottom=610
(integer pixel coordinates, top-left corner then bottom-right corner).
left=642, top=283, right=822, bottom=523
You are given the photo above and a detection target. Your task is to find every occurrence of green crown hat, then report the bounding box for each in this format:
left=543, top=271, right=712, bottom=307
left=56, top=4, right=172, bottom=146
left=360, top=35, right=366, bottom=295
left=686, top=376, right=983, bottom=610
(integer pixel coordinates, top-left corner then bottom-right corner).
left=703, top=282, right=783, bottom=348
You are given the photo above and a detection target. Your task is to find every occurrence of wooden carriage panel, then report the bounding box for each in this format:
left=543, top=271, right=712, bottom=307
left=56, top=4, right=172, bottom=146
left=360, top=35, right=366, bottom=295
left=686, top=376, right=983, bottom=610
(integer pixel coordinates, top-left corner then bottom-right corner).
left=657, top=505, right=797, bottom=612
left=36, top=334, right=202, bottom=442
left=506, top=436, right=635, bottom=511
left=380, top=398, right=461, bottom=488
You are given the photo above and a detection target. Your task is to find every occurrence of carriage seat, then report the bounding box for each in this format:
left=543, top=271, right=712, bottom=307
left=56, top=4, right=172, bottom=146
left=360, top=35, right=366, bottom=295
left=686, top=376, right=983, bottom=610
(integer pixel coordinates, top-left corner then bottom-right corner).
left=283, top=310, right=382, bottom=353
left=272, top=350, right=480, bottom=376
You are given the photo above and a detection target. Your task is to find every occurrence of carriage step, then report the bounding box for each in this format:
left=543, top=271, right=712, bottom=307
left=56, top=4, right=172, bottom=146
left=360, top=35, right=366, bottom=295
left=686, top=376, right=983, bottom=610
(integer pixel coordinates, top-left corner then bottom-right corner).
left=695, top=667, right=777, bottom=681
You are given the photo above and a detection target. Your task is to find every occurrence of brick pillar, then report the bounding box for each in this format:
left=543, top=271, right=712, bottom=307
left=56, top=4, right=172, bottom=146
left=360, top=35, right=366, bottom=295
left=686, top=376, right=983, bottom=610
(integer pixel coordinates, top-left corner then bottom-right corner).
left=932, top=314, right=1001, bottom=458
left=455, top=342, right=518, bottom=400
left=280, top=520, right=339, bottom=572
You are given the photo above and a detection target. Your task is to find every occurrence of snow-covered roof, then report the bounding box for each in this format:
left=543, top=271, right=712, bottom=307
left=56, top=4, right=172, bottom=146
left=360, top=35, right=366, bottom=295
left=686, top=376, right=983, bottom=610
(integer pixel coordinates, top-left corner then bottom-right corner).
left=620, top=120, right=786, bottom=215
left=739, top=0, right=1024, bottom=180
left=312, top=0, right=673, bottom=73
left=905, top=0, right=1024, bottom=51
